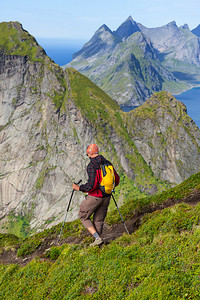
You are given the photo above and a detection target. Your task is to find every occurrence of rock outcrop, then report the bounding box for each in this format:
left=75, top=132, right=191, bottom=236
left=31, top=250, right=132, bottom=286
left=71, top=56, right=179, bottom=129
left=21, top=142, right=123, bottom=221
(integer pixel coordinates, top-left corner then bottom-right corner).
left=124, top=91, right=200, bottom=183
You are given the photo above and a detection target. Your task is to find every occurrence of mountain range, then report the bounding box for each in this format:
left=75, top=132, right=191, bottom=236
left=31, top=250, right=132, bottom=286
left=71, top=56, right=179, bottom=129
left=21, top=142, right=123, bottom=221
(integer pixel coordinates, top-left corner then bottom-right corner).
left=66, top=16, right=200, bottom=107
left=0, top=21, right=200, bottom=235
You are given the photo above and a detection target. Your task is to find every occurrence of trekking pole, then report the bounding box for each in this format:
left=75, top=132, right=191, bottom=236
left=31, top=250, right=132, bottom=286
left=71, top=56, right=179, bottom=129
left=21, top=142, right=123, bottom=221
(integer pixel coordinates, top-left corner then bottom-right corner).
left=112, top=194, right=129, bottom=235
left=57, top=180, right=82, bottom=243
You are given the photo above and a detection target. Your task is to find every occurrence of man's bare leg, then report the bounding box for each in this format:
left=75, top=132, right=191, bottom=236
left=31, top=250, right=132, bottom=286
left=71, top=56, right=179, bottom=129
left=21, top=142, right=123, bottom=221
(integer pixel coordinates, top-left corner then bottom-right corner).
left=87, top=226, right=97, bottom=235
left=87, top=226, right=103, bottom=246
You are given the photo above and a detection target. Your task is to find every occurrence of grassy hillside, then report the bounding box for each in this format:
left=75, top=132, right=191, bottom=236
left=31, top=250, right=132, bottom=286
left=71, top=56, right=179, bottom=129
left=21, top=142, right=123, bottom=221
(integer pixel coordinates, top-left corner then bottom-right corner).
left=0, top=22, right=45, bottom=61
left=0, top=172, right=200, bottom=299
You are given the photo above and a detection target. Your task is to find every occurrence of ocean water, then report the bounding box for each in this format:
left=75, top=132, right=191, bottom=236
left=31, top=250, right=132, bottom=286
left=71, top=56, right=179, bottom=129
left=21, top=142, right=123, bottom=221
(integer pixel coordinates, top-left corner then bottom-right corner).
left=175, top=87, right=200, bottom=129
left=36, top=38, right=85, bottom=66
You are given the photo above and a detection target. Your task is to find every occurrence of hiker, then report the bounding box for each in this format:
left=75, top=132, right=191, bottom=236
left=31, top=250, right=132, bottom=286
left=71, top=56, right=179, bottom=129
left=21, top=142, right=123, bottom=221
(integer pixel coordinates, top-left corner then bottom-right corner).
left=73, top=144, right=120, bottom=246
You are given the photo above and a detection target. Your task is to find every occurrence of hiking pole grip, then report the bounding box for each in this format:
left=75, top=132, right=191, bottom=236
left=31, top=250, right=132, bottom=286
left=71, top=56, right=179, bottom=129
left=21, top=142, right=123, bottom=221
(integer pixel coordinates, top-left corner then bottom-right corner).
left=74, top=179, right=82, bottom=186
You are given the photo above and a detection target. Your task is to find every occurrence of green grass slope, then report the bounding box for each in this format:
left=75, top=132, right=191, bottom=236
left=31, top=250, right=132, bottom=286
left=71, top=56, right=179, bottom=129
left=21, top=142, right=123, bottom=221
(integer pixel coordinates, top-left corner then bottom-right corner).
left=0, top=172, right=200, bottom=299
left=0, top=22, right=45, bottom=61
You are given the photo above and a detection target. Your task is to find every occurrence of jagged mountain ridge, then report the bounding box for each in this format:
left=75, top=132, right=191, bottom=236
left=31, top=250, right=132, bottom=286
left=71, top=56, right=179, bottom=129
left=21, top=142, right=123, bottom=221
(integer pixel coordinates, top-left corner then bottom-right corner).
left=65, top=16, right=191, bottom=106
left=64, top=16, right=200, bottom=106
left=117, top=17, right=200, bottom=76
left=0, top=22, right=200, bottom=235
left=113, top=16, right=140, bottom=41
left=138, top=21, right=200, bottom=77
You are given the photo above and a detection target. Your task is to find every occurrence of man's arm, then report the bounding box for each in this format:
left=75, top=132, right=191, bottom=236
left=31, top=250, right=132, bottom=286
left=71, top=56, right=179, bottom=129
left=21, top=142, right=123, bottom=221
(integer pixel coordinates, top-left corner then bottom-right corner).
left=79, top=164, right=96, bottom=192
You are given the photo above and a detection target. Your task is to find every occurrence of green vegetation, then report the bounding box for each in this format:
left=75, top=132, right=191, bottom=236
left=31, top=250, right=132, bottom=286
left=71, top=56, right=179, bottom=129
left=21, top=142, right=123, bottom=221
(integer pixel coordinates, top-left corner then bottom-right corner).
left=0, top=233, right=19, bottom=248
left=0, top=22, right=44, bottom=61
left=66, top=67, right=120, bottom=125
left=0, top=172, right=200, bottom=299
left=1, top=214, right=31, bottom=239
left=107, top=171, right=200, bottom=224
left=17, top=236, right=42, bottom=257
left=44, top=245, right=66, bottom=260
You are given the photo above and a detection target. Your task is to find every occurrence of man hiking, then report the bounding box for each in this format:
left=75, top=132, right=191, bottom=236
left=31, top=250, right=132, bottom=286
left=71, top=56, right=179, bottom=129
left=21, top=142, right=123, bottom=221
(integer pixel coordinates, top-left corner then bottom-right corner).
left=73, top=144, right=120, bottom=246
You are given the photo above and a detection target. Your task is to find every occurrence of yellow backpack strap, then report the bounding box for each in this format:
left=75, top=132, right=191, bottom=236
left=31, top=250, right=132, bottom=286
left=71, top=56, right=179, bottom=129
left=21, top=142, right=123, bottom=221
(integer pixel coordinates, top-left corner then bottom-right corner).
left=111, top=166, right=115, bottom=192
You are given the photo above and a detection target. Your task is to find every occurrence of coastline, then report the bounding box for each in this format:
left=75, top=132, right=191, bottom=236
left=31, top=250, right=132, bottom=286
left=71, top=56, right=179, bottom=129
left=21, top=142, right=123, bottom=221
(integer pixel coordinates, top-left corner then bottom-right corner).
left=172, top=72, right=200, bottom=95
left=173, top=82, right=200, bottom=96
left=174, top=85, right=200, bottom=129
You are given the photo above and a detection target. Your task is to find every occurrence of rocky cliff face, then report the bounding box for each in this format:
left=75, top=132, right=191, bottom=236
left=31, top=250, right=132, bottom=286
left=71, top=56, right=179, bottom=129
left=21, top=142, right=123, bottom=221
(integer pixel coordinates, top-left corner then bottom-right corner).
left=0, top=22, right=88, bottom=232
left=124, top=91, right=200, bottom=183
left=0, top=22, right=200, bottom=236
left=0, top=53, right=83, bottom=230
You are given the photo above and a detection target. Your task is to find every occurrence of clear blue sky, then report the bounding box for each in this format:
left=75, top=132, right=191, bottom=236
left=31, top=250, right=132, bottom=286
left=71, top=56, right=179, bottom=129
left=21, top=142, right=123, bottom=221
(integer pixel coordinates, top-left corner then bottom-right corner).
left=1, top=0, right=200, bottom=41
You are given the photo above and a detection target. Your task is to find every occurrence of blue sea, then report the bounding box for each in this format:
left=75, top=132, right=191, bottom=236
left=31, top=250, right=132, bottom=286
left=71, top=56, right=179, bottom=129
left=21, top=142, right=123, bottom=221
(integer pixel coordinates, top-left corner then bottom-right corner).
left=38, top=39, right=200, bottom=129
left=36, top=38, right=86, bottom=66
left=175, top=87, right=200, bottom=129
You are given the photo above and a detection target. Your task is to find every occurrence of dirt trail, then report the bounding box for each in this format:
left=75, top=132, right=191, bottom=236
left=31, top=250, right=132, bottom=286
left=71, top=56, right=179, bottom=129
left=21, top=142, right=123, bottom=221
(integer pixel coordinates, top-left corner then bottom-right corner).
left=1, top=190, right=200, bottom=267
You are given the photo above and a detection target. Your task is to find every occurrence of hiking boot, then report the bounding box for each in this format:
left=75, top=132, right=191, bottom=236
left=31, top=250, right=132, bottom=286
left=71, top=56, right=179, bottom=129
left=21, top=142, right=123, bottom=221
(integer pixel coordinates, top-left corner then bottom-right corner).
left=90, top=237, right=104, bottom=247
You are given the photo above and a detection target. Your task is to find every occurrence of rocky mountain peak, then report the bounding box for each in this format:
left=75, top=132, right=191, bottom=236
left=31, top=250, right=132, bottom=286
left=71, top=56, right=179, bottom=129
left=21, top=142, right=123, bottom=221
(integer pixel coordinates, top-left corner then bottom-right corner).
left=167, top=21, right=177, bottom=27
left=97, top=24, right=113, bottom=34
left=66, top=19, right=181, bottom=106
left=180, top=24, right=190, bottom=30
left=114, top=15, right=140, bottom=40
left=72, top=23, right=120, bottom=60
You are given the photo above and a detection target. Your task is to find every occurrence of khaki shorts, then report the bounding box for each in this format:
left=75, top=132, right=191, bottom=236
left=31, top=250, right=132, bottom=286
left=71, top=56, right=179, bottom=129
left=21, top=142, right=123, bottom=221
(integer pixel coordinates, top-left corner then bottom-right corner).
left=79, top=194, right=111, bottom=235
